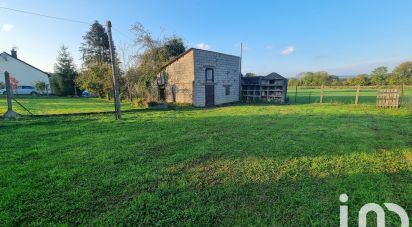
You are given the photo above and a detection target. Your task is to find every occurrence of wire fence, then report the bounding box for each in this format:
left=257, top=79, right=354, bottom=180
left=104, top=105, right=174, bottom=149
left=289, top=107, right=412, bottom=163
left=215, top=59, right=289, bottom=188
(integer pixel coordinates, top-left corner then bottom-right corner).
left=0, top=95, right=144, bottom=117
left=287, top=85, right=412, bottom=106
left=1, top=85, right=412, bottom=117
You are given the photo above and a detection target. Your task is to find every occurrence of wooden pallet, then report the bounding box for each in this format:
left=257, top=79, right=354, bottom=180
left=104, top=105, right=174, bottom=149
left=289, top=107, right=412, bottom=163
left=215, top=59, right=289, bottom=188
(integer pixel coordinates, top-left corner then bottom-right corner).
left=376, top=89, right=399, bottom=108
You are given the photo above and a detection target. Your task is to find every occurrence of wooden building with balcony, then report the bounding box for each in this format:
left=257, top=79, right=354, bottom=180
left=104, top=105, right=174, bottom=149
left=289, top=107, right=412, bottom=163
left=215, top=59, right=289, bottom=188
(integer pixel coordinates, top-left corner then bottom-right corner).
left=241, top=73, right=288, bottom=103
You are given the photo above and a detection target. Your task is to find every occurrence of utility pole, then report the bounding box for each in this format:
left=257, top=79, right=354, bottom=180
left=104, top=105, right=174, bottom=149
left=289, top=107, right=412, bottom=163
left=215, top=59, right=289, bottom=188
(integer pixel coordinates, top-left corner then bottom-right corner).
left=106, top=20, right=121, bottom=119
left=239, top=42, right=243, bottom=101
left=240, top=42, right=243, bottom=75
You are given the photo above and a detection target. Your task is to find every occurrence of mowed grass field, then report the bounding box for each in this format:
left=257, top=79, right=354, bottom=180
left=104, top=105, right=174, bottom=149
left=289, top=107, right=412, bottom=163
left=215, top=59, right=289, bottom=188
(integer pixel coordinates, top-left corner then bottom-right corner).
left=0, top=86, right=411, bottom=115
left=1, top=104, right=411, bottom=225
left=0, top=96, right=134, bottom=115
left=288, top=86, right=412, bottom=104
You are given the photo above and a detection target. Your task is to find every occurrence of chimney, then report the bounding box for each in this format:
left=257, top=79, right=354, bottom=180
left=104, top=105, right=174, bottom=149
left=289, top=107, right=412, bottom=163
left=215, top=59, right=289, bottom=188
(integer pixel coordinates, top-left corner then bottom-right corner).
left=11, top=49, right=17, bottom=59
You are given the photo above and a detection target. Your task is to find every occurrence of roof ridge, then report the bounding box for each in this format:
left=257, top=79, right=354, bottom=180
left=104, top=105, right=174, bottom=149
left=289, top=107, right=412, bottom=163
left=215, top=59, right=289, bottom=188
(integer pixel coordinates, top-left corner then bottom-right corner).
left=1, top=52, right=49, bottom=76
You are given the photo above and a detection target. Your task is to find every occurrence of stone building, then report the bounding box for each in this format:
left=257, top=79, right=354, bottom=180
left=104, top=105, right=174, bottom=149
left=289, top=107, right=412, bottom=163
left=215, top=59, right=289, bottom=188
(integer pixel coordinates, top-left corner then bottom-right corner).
left=158, top=48, right=241, bottom=107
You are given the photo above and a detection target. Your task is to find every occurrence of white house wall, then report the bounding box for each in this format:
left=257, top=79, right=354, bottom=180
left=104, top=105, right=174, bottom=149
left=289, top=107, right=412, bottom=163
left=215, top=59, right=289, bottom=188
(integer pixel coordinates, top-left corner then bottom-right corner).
left=0, top=53, right=49, bottom=86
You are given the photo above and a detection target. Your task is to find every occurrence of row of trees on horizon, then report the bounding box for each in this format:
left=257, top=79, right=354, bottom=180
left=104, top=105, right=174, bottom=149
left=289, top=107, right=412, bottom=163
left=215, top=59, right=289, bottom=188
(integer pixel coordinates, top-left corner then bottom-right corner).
left=245, top=63, right=412, bottom=87
left=284, top=64, right=412, bottom=87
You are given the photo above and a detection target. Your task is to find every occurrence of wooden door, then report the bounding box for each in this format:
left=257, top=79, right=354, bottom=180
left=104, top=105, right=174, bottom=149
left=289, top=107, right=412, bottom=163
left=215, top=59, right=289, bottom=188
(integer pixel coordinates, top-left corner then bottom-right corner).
left=205, top=85, right=215, bottom=107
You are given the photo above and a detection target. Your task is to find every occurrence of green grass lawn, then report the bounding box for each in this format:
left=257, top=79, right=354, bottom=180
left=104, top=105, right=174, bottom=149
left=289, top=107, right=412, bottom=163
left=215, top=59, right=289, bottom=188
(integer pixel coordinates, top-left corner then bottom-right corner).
left=0, top=104, right=411, bottom=225
left=0, top=96, right=134, bottom=115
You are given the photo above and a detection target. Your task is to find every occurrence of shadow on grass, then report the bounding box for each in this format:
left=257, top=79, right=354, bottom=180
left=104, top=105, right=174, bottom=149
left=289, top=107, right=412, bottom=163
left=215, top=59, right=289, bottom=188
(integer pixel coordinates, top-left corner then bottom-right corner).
left=96, top=169, right=411, bottom=226
left=0, top=106, right=411, bottom=225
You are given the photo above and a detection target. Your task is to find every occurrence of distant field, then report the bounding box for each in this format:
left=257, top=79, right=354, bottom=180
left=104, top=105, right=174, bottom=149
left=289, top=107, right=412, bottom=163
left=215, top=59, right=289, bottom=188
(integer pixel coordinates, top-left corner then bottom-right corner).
left=288, top=86, right=412, bottom=104
left=0, top=96, right=134, bottom=115
left=0, top=104, right=411, bottom=225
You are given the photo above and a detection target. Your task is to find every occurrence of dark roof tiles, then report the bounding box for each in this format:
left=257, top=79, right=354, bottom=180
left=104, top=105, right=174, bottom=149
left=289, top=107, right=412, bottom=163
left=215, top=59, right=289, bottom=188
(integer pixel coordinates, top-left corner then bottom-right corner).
left=265, top=72, right=286, bottom=80
left=242, top=72, right=287, bottom=84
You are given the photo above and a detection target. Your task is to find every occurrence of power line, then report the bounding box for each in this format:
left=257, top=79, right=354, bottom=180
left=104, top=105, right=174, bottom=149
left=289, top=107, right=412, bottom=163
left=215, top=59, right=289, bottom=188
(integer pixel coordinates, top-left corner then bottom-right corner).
left=0, top=6, right=134, bottom=41
left=113, top=27, right=134, bottom=41
left=0, top=6, right=91, bottom=25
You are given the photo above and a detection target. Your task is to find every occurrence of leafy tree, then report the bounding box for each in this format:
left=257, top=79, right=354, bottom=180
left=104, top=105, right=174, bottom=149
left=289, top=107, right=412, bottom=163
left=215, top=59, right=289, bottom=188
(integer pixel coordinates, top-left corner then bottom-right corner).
left=137, top=47, right=168, bottom=82
left=164, top=37, right=185, bottom=59
left=130, top=22, right=186, bottom=102
left=288, top=78, right=300, bottom=86
left=315, top=71, right=332, bottom=85
left=0, top=82, right=4, bottom=89
left=49, top=75, right=62, bottom=95
left=345, top=74, right=370, bottom=86
left=300, top=71, right=333, bottom=86
left=300, top=72, right=315, bottom=86
left=369, top=66, right=388, bottom=85
left=51, top=46, right=79, bottom=96
left=80, top=21, right=111, bottom=65
left=389, top=62, right=412, bottom=85
left=34, top=81, right=48, bottom=94
left=244, top=73, right=256, bottom=77
left=77, top=21, right=115, bottom=98
left=76, top=64, right=113, bottom=98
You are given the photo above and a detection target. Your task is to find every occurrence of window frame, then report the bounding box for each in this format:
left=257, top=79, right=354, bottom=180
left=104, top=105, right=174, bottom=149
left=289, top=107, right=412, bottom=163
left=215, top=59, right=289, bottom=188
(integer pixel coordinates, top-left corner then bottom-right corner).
left=205, top=68, right=214, bottom=82
left=225, top=85, right=231, bottom=96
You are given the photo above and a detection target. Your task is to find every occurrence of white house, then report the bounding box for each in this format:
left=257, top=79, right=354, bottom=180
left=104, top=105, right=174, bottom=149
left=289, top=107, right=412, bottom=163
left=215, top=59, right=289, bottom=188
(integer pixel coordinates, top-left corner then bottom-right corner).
left=0, top=49, right=50, bottom=87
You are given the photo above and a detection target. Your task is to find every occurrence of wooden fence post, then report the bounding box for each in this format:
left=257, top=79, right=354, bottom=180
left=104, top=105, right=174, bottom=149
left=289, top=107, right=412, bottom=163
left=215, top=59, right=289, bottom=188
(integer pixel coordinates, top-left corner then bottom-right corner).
left=320, top=85, right=324, bottom=104
left=308, top=91, right=311, bottom=104
left=295, top=86, right=297, bottom=104
left=355, top=85, right=360, bottom=105
left=401, top=84, right=404, bottom=106
left=3, top=71, right=20, bottom=119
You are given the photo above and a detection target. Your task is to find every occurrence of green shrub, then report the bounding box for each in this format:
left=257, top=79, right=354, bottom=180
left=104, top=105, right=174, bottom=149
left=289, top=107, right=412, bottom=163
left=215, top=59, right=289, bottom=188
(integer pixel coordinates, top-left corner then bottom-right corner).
left=131, top=98, right=146, bottom=108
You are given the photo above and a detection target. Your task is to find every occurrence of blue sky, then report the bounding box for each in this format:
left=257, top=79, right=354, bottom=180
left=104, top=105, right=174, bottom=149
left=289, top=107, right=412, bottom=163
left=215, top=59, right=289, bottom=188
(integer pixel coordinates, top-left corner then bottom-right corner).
left=1, top=0, right=412, bottom=77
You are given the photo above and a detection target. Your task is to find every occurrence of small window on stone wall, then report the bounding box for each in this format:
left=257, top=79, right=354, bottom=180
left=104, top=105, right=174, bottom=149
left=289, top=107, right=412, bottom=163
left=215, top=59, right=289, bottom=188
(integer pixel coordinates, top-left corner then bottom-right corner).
left=205, top=68, right=214, bottom=82
left=225, top=86, right=230, bottom=95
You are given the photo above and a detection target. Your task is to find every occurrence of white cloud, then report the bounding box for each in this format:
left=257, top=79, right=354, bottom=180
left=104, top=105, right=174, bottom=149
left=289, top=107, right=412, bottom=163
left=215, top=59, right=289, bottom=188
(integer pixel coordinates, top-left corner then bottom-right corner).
left=196, top=43, right=210, bottom=50
left=2, top=23, right=14, bottom=32
left=281, top=46, right=295, bottom=56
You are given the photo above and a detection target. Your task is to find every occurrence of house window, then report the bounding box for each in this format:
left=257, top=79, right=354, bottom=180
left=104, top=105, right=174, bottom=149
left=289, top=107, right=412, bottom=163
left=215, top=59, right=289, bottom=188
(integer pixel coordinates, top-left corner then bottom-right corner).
left=225, top=85, right=231, bottom=95
left=205, top=68, right=214, bottom=82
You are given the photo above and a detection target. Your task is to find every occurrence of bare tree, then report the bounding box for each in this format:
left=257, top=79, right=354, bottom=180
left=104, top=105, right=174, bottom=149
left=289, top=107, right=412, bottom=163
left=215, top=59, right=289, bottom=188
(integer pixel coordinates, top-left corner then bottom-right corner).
left=130, top=22, right=161, bottom=50
left=118, top=42, right=139, bottom=101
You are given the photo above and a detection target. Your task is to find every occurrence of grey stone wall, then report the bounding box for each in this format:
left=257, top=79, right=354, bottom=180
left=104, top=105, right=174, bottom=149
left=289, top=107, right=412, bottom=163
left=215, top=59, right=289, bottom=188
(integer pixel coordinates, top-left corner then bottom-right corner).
left=192, top=49, right=240, bottom=107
